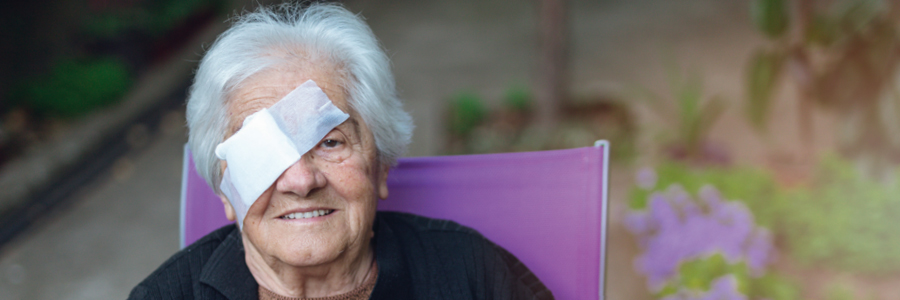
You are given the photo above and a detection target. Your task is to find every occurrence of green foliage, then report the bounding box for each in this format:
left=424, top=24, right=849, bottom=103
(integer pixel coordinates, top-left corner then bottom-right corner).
left=806, top=14, right=839, bottom=46
left=13, top=58, right=132, bottom=118
left=635, top=156, right=900, bottom=274
left=835, top=0, right=882, bottom=34
left=748, top=0, right=900, bottom=165
left=657, top=254, right=750, bottom=298
left=447, top=91, right=487, bottom=137
left=503, top=84, right=532, bottom=112
left=629, top=164, right=804, bottom=300
left=83, top=0, right=222, bottom=38
left=628, top=162, right=783, bottom=229
left=634, top=61, right=727, bottom=159
left=747, top=273, right=801, bottom=300
left=751, top=0, right=790, bottom=39
left=657, top=254, right=800, bottom=300
left=146, top=0, right=216, bottom=35
left=779, top=155, right=900, bottom=273
left=83, top=14, right=134, bottom=39
left=745, top=49, right=784, bottom=132
left=668, top=65, right=726, bottom=156
left=826, top=283, right=855, bottom=300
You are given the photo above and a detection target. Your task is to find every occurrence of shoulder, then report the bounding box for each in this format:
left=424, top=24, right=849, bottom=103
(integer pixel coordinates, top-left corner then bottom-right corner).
left=375, top=211, right=493, bottom=254
left=128, top=224, right=238, bottom=300
left=375, top=211, right=510, bottom=265
left=374, top=212, right=554, bottom=300
left=377, top=211, right=480, bottom=235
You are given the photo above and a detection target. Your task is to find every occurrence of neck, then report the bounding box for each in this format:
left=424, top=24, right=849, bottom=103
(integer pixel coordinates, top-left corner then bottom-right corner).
left=241, top=234, right=375, bottom=298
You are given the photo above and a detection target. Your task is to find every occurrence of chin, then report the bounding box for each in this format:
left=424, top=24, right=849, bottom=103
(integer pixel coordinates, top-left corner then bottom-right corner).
left=265, top=227, right=349, bottom=264
left=278, top=240, right=350, bottom=267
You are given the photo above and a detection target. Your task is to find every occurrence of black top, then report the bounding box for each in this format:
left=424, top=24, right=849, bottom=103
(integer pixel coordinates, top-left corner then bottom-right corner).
left=129, top=211, right=554, bottom=300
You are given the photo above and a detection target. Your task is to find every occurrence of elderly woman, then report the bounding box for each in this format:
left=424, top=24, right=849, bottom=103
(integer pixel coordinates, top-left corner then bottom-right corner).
left=130, top=3, right=551, bottom=300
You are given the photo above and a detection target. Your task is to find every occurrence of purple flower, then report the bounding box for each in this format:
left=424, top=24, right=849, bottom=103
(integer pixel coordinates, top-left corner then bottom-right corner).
left=626, top=184, right=775, bottom=292
left=666, top=185, right=691, bottom=206
left=624, top=212, right=651, bottom=245
left=744, top=229, right=773, bottom=274
left=698, top=185, right=722, bottom=206
left=636, top=167, right=658, bottom=190
left=660, top=275, right=746, bottom=300
left=650, top=192, right=680, bottom=231
left=703, top=275, right=747, bottom=300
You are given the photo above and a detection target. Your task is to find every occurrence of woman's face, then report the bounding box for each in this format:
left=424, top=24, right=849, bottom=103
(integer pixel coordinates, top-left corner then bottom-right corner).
left=222, top=65, right=388, bottom=268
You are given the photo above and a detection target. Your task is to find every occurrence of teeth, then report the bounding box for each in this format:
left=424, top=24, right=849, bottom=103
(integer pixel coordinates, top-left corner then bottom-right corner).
left=282, top=209, right=333, bottom=220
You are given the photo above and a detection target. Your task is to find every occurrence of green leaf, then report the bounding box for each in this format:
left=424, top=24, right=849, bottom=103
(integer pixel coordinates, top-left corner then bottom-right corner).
left=667, top=66, right=708, bottom=152
left=678, top=254, right=731, bottom=291
left=826, top=283, right=855, bottom=300
left=745, top=49, right=784, bottom=132
left=695, top=95, right=727, bottom=145
left=18, top=57, right=132, bottom=118
left=503, top=84, right=532, bottom=112
left=447, top=91, right=487, bottom=137
left=806, top=14, right=839, bottom=46
left=658, top=253, right=754, bottom=298
left=748, top=273, right=800, bottom=300
left=751, top=0, right=790, bottom=39
left=836, top=0, right=881, bottom=34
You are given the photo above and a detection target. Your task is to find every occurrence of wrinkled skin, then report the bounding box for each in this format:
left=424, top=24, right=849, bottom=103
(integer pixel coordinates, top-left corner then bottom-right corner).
left=218, top=62, right=388, bottom=298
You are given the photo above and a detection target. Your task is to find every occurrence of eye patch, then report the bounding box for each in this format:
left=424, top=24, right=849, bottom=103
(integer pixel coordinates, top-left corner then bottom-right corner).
left=214, top=80, right=349, bottom=229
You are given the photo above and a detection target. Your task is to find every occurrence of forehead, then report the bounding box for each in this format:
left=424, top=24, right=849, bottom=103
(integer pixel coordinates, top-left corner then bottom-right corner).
left=226, top=66, right=350, bottom=132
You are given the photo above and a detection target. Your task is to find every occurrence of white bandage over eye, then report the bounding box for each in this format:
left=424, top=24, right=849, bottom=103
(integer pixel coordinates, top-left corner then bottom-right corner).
left=214, top=80, right=349, bottom=229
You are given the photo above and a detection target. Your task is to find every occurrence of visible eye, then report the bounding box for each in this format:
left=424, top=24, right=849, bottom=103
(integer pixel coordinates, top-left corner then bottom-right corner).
left=321, top=139, right=342, bottom=148
left=312, top=130, right=351, bottom=163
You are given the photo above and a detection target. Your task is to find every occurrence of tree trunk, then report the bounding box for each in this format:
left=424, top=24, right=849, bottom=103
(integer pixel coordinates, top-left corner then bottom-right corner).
left=535, top=0, right=567, bottom=132
left=792, top=0, right=815, bottom=160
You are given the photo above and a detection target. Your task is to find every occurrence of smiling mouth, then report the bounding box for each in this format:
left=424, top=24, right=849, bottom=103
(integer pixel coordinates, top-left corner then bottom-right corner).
left=280, top=209, right=335, bottom=220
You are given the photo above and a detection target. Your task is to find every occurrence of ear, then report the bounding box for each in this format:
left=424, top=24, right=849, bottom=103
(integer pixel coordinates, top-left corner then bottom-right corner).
left=219, top=194, right=236, bottom=222
left=217, top=160, right=236, bottom=221
left=377, top=164, right=390, bottom=200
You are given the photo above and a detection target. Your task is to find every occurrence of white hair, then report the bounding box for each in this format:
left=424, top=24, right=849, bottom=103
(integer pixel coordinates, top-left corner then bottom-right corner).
left=186, top=2, right=414, bottom=193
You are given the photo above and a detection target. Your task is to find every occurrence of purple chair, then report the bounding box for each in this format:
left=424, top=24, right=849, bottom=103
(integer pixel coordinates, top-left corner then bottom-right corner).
left=181, top=142, right=610, bottom=300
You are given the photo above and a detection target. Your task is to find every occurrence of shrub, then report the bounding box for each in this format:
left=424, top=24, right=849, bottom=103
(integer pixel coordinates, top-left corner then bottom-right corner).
left=446, top=91, right=487, bottom=137
left=633, top=158, right=900, bottom=274
left=779, top=155, right=900, bottom=273
left=632, top=60, right=727, bottom=164
left=625, top=183, right=795, bottom=300
left=502, top=84, right=532, bottom=112
left=14, top=58, right=132, bottom=118
left=629, top=162, right=783, bottom=230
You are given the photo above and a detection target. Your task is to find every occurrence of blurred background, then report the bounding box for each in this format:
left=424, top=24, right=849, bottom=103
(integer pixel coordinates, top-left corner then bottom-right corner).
left=1, top=0, right=899, bottom=299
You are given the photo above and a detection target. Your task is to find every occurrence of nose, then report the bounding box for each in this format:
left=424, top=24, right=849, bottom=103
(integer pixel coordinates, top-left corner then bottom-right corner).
left=275, top=154, right=327, bottom=197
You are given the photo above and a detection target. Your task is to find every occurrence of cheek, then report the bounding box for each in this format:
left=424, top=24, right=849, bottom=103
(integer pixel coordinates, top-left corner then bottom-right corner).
left=324, top=156, right=377, bottom=194
left=244, top=187, right=276, bottom=229
left=323, top=158, right=379, bottom=221
left=244, top=188, right=292, bottom=253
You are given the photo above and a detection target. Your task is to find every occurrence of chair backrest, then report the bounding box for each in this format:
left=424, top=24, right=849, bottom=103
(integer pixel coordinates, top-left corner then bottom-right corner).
left=181, top=142, right=609, bottom=300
